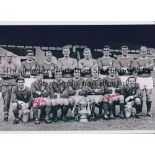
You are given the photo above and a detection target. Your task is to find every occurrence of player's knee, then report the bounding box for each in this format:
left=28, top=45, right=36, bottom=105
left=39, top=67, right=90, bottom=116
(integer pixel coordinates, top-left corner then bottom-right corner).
left=63, top=99, right=69, bottom=106
left=51, top=100, right=57, bottom=106
left=146, top=95, right=152, bottom=101
left=98, top=96, right=103, bottom=103
left=46, top=100, right=52, bottom=107
left=91, top=98, right=95, bottom=103
left=68, top=97, right=75, bottom=105
left=33, top=103, right=38, bottom=108
left=12, top=103, right=18, bottom=110
left=135, top=98, right=141, bottom=105
left=119, top=95, right=124, bottom=103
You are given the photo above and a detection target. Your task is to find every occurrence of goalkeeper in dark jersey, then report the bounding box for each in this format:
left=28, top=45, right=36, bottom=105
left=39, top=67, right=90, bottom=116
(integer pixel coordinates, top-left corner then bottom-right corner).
left=11, top=77, right=32, bottom=124
left=122, top=76, right=142, bottom=118
left=103, top=67, right=124, bottom=119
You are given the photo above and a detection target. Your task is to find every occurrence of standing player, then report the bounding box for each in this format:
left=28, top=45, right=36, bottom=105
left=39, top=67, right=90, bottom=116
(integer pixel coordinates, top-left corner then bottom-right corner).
left=122, top=77, right=142, bottom=118
left=67, top=67, right=86, bottom=120
left=0, top=53, right=20, bottom=122
left=40, top=51, right=58, bottom=78
left=82, top=67, right=105, bottom=120
left=48, top=69, right=70, bottom=122
left=58, top=46, right=77, bottom=78
left=116, top=46, right=135, bottom=85
left=78, top=48, right=98, bottom=78
left=31, top=73, right=51, bottom=124
left=21, top=50, right=40, bottom=77
left=135, top=46, right=154, bottom=116
left=97, top=46, right=116, bottom=78
left=103, top=67, right=124, bottom=119
left=11, top=77, right=32, bottom=124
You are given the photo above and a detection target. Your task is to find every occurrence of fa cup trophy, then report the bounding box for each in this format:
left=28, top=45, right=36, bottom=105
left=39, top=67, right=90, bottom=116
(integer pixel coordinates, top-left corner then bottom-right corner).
left=78, top=98, right=91, bottom=122
left=19, top=101, right=30, bottom=123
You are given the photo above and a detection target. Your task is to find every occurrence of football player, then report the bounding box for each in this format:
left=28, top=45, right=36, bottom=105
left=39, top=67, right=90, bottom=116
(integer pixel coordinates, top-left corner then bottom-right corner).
left=40, top=51, right=58, bottom=78
left=21, top=49, right=40, bottom=77
left=82, top=67, right=105, bottom=120
left=78, top=48, right=98, bottom=78
left=122, top=76, right=142, bottom=118
left=11, top=77, right=32, bottom=124
left=103, top=67, right=124, bottom=119
left=31, top=73, right=51, bottom=124
left=48, top=69, right=69, bottom=122
left=97, top=46, right=116, bottom=78
left=135, top=46, right=154, bottom=116
left=1, top=52, right=20, bottom=122
left=67, top=67, right=86, bottom=120
left=116, top=46, right=135, bottom=85
left=58, top=46, right=77, bottom=78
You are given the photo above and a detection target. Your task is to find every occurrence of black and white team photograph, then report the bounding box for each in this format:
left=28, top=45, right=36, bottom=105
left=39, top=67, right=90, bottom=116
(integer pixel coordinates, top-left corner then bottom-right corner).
left=0, top=24, right=154, bottom=131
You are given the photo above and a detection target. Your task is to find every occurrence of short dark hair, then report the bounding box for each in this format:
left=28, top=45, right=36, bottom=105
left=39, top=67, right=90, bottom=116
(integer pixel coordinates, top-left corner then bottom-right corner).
left=27, top=49, right=35, bottom=55
left=126, top=76, right=136, bottom=83
left=62, top=46, right=70, bottom=50
left=121, top=45, right=128, bottom=49
left=16, top=77, right=25, bottom=83
left=74, top=67, right=81, bottom=73
left=45, top=50, right=52, bottom=56
left=109, top=67, right=117, bottom=73
left=103, top=45, right=110, bottom=50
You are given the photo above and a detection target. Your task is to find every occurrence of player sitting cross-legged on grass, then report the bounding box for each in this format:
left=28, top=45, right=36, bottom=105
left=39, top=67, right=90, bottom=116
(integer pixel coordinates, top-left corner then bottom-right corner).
left=67, top=67, right=86, bottom=120
left=31, top=73, right=51, bottom=124
left=48, top=69, right=70, bottom=122
left=78, top=48, right=98, bottom=78
left=135, top=46, right=154, bottom=116
left=121, top=77, right=142, bottom=118
left=103, top=67, right=124, bottom=119
left=12, top=77, right=32, bottom=124
left=81, top=67, right=105, bottom=120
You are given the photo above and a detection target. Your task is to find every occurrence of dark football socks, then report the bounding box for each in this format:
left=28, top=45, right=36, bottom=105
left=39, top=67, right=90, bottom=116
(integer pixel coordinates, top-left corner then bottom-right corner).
left=146, top=101, right=151, bottom=112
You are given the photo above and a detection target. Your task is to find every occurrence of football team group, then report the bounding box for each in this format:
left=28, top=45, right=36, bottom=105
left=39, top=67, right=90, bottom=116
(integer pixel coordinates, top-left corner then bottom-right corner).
left=0, top=45, right=154, bottom=124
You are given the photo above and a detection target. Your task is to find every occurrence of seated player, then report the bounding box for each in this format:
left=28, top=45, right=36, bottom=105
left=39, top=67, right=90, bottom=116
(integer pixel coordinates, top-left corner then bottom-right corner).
left=97, top=46, right=116, bottom=78
left=82, top=67, right=105, bottom=120
left=135, top=46, right=154, bottom=116
left=122, top=77, right=142, bottom=118
left=40, top=51, right=58, bottom=78
left=48, top=69, right=69, bottom=122
left=78, top=48, right=98, bottom=78
left=12, top=77, right=32, bottom=124
left=58, top=46, right=77, bottom=78
left=67, top=67, right=86, bottom=120
left=116, top=46, right=135, bottom=85
left=21, top=49, right=40, bottom=77
left=31, top=73, right=51, bottom=124
left=103, top=67, right=124, bottom=119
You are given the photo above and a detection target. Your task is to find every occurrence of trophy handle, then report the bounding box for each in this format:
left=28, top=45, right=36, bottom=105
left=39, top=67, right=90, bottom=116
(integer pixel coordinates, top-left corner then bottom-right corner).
left=71, top=103, right=77, bottom=117
left=87, top=102, right=91, bottom=115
